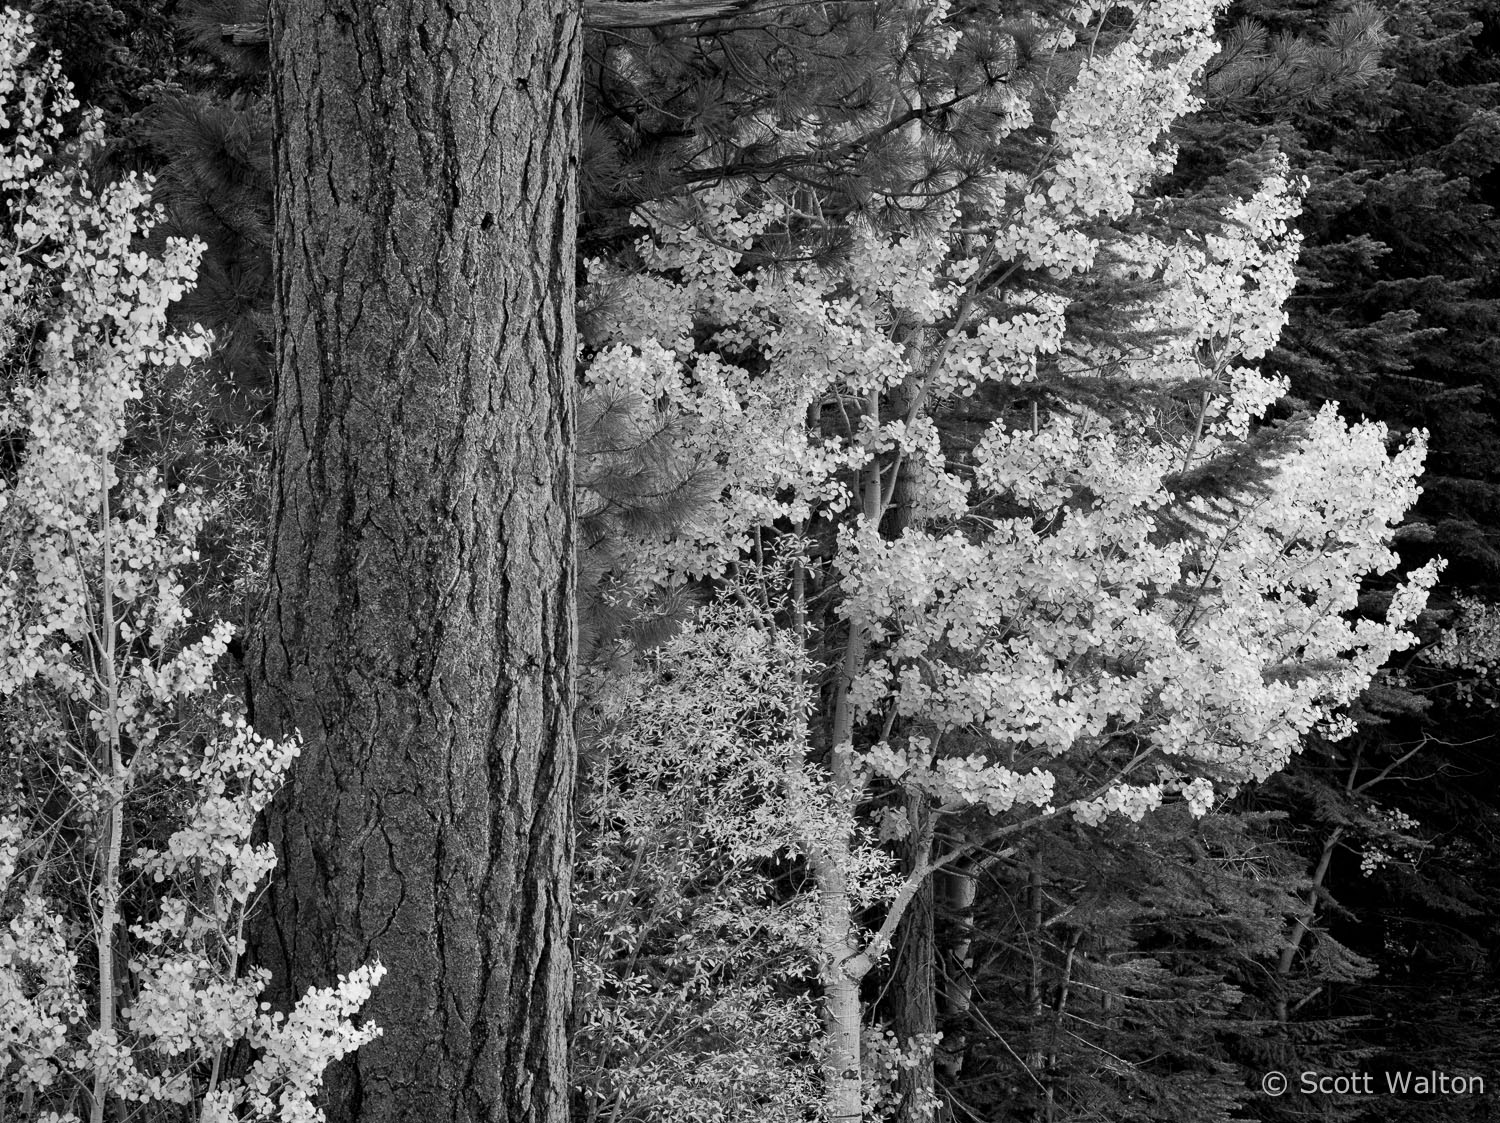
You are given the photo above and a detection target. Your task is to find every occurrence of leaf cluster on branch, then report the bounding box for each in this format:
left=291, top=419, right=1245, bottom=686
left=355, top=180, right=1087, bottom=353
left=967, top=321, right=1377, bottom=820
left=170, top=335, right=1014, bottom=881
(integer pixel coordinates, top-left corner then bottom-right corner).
left=0, top=14, right=379, bottom=1120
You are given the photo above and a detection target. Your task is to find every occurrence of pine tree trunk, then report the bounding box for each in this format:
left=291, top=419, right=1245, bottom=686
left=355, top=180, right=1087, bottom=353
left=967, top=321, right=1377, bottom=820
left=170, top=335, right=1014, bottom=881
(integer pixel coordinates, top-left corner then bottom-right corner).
left=248, top=3, right=579, bottom=1122
left=934, top=856, right=977, bottom=1085
left=893, top=795, right=938, bottom=1123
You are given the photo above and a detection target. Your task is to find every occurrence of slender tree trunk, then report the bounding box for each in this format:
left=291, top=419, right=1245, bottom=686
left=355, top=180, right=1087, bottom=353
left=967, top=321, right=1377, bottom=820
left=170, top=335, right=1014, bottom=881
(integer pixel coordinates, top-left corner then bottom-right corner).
left=934, top=855, right=977, bottom=1085
left=814, top=847, right=868, bottom=1123
left=1276, top=827, right=1343, bottom=1023
left=816, top=620, right=871, bottom=1123
left=249, top=3, right=579, bottom=1121
left=808, top=392, right=886, bottom=1123
left=93, top=478, right=124, bottom=1123
left=1025, top=861, right=1046, bottom=1073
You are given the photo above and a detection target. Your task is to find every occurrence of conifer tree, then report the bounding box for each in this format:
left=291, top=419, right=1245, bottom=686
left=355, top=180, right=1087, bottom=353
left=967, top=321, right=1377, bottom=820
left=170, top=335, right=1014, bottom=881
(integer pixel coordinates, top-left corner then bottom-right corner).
left=1170, top=0, right=1500, bottom=1105
left=247, top=2, right=580, bottom=1120
left=949, top=812, right=1311, bottom=1123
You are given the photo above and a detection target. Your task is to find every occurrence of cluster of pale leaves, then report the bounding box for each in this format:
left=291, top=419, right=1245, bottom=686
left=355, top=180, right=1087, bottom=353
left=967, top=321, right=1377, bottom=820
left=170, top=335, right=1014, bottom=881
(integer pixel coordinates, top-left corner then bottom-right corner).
left=999, top=0, right=1224, bottom=272
left=573, top=602, right=831, bottom=1123
left=581, top=0, right=1438, bottom=837
left=1416, top=592, right=1500, bottom=704
left=1357, top=804, right=1423, bottom=878
left=0, top=12, right=379, bottom=1120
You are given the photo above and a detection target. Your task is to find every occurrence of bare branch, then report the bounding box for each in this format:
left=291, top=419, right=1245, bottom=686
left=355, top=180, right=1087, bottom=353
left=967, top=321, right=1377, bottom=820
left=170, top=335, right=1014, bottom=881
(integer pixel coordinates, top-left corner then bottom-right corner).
left=223, top=0, right=755, bottom=43
left=587, top=0, right=754, bottom=28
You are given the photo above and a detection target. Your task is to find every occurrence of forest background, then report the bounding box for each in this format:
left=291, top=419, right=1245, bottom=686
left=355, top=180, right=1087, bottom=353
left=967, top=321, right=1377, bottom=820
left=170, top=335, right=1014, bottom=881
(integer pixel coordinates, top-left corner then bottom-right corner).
left=1, top=0, right=1498, bottom=1120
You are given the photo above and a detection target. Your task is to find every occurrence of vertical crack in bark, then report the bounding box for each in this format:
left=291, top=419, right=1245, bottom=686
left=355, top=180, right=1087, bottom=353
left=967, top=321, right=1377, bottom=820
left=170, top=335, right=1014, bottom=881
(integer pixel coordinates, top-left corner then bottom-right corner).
left=251, top=2, right=579, bottom=1120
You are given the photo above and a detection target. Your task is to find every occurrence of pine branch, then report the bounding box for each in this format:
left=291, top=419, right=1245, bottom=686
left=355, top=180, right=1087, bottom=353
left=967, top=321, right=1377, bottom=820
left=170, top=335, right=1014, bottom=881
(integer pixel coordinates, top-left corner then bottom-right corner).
left=221, top=0, right=757, bottom=42
left=587, top=0, right=756, bottom=28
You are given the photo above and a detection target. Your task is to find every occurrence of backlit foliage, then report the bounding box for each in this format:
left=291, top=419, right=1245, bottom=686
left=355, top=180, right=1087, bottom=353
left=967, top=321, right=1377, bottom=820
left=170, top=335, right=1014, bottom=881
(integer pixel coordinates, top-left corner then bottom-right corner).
left=0, top=13, right=380, bottom=1120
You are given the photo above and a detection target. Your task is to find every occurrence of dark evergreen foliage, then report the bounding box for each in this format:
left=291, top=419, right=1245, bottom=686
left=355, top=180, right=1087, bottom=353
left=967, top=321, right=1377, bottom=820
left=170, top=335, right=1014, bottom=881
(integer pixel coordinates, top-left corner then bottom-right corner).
left=934, top=811, right=1333, bottom=1123
left=139, top=88, right=272, bottom=429
left=1223, top=0, right=1500, bottom=1114
left=14, top=0, right=183, bottom=131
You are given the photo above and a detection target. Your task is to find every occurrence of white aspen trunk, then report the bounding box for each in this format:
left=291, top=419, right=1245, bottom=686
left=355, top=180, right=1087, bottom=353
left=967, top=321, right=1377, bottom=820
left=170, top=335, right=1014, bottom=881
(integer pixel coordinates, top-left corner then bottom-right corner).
left=814, top=845, right=868, bottom=1123
left=91, top=781, right=123, bottom=1123
left=91, top=460, right=124, bottom=1123
left=816, top=637, right=869, bottom=1122
left=809, top=395, right=883, bottom=1122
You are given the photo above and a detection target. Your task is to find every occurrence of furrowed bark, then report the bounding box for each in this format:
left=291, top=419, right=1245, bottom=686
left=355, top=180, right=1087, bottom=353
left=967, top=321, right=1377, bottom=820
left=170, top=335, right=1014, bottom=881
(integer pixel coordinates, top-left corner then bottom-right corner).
left=934, top=857, right=978, bottom=1085
left=893, top=796, right=939, bottom=1123
left=250, top=2, right=579, bottom=1121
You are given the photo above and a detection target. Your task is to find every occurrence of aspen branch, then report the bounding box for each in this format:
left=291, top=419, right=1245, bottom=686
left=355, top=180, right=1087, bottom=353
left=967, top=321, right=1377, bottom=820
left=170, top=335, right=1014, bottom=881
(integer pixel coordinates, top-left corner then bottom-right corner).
left=842, top=807, right=1058, bottom=978
left=1353, top=736, right=1432, bottom=795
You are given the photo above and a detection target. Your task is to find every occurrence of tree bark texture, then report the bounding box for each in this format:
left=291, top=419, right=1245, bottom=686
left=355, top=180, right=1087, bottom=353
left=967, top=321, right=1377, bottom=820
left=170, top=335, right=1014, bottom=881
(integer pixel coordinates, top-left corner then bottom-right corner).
left=934, top=858, right=977, bottom=1087
left=250, top=2, right=579, bottom=1122
left=892, top=796, right=939, bottom=1123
